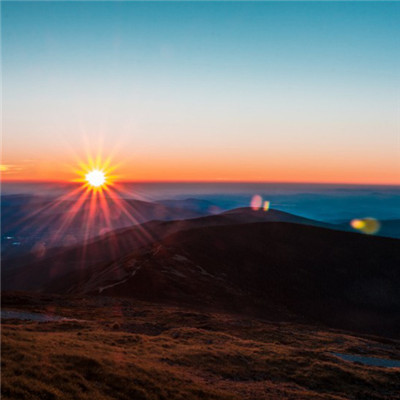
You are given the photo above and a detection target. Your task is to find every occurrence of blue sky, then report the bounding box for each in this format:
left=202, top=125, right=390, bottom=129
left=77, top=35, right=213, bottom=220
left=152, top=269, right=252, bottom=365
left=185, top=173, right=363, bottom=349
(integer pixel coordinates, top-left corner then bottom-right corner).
left=2, top=1, right=400, bottom=183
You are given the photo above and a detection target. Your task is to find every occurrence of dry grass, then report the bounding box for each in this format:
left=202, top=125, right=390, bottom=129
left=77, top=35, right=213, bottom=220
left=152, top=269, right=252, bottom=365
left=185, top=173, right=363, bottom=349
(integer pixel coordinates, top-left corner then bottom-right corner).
left=2, top=293, right=400, bottom=400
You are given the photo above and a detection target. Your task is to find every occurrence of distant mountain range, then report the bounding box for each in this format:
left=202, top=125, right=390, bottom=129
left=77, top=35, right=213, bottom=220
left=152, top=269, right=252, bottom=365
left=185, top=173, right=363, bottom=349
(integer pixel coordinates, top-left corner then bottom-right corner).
left=1, top=195, right=216, bottom=259
left=3, top=194, right=399, bottom=263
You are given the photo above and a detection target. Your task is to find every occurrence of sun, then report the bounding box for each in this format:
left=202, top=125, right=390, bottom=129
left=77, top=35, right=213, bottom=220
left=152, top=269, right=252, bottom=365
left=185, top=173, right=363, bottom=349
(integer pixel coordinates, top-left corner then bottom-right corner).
left=86, top=169, right=106, bottom=188
left=73, top=153, right=118, bottom=193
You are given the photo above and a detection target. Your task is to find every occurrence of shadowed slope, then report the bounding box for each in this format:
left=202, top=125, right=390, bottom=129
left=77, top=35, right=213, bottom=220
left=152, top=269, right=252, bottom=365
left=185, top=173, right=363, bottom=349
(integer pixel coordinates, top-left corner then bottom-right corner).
left=3, top=208, right=333, bottom=291
left=61, top=222, right=399, bottom=337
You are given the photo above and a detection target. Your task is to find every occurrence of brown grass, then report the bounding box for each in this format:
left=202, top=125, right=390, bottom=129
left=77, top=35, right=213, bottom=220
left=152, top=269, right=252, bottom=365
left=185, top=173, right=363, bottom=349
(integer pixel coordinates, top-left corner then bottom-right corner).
left=2, top=293, right=400, bottom=400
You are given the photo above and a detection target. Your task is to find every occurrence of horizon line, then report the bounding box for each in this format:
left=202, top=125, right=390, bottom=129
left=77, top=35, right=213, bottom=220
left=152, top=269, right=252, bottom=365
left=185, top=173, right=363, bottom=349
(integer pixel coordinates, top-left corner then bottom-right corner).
left=1, top=178, right=400, bottom=187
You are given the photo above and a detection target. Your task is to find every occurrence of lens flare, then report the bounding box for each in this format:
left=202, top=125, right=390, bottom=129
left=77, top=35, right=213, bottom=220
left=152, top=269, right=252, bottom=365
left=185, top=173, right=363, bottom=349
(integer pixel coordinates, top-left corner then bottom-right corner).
left=350, top=219, right=366, bottom=230
left=263, top=200, right=270, bottom=211
left=250, top=194, right=263, bottom=210
left=350, top=218, right=380, bottom=235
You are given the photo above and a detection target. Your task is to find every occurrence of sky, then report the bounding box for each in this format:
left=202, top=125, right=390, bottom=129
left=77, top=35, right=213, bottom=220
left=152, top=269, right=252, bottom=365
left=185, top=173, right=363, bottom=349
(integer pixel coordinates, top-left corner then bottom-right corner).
left=2, top=1, right=400, bottom=184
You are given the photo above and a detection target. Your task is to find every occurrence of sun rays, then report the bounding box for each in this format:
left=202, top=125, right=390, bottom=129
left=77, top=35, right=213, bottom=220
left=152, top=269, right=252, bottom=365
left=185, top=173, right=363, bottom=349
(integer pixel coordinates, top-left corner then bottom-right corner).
left=73, top=152, right=118, bottom=193
left=5, top=146, right=158, bottom=270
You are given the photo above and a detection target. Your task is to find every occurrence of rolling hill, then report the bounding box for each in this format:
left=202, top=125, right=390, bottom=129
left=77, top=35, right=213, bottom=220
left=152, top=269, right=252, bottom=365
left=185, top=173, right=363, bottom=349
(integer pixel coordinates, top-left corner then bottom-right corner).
left=4, top=207, right=399, bottom=336
left=46, top=220, right=400, bottom=336
left=2, top=208, right=332, bottom=291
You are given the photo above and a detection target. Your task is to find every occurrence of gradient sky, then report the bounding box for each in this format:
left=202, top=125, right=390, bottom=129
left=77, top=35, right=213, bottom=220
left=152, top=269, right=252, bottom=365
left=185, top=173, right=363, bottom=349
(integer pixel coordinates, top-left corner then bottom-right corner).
left=2, top=1, right=400, bottom=184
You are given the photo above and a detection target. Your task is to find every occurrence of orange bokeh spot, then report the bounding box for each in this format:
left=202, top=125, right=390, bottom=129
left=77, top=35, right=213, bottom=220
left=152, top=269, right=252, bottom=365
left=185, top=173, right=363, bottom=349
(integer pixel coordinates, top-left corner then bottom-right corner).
left=350, top=218, right=380, bottom=235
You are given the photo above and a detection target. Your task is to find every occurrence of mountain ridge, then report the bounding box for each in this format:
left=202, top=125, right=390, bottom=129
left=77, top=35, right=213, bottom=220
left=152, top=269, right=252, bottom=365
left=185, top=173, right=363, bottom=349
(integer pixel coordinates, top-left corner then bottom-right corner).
left=51, top=220, right=400, bottom=337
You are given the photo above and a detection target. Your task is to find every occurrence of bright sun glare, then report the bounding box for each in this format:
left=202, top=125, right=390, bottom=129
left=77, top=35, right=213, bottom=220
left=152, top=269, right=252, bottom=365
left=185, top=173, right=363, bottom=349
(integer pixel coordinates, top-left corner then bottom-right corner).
left=85, top=169, right=106, bottom=187
left=73, top=152, right=117, bottom=193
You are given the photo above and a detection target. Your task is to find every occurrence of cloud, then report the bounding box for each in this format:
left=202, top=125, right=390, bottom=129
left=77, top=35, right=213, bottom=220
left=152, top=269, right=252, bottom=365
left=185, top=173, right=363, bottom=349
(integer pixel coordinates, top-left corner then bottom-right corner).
left=0, top=164, right=25, bottom=174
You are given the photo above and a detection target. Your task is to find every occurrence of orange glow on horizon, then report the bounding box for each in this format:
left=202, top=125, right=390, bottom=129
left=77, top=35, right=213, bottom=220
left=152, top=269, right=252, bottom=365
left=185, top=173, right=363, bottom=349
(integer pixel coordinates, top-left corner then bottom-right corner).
left=2, top=151, right=161, bottom=266
left=1, top=151, right=399, bottom=186
left=2, top=175, right=399, bottom=186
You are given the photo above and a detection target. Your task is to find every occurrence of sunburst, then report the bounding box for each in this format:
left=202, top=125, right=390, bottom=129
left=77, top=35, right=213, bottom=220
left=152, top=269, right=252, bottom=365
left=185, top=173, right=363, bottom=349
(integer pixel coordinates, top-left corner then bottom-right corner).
left=73, top=153, right=117, bottom=193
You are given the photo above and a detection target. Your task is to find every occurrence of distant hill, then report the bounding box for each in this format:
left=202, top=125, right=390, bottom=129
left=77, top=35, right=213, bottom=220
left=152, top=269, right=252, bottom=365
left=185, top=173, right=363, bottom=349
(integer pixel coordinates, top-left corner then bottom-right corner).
left=221, top=207, right=333, bottom=227
left=1, top=194, right=209, bottom=259
left=157, top=198, right=222, bottom=214
left=378, top=219, right=400, bottom=239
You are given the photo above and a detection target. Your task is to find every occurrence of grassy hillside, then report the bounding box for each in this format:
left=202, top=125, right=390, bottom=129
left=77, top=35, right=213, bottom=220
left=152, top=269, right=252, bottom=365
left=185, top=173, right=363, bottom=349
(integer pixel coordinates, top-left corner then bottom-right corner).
left=2, top=293, right=400, bottom=400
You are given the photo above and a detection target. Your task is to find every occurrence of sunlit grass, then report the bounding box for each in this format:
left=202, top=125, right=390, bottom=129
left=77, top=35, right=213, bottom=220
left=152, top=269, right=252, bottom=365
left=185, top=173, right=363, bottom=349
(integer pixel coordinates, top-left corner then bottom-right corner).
left=2, top=294, right=399, bottom=400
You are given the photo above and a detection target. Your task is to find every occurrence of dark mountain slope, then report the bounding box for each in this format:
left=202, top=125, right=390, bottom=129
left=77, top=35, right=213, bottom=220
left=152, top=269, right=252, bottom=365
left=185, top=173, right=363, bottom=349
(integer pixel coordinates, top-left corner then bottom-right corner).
left=3, top=208, right=334, bottom=291
left=64, top=222, right=400, bottom=336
